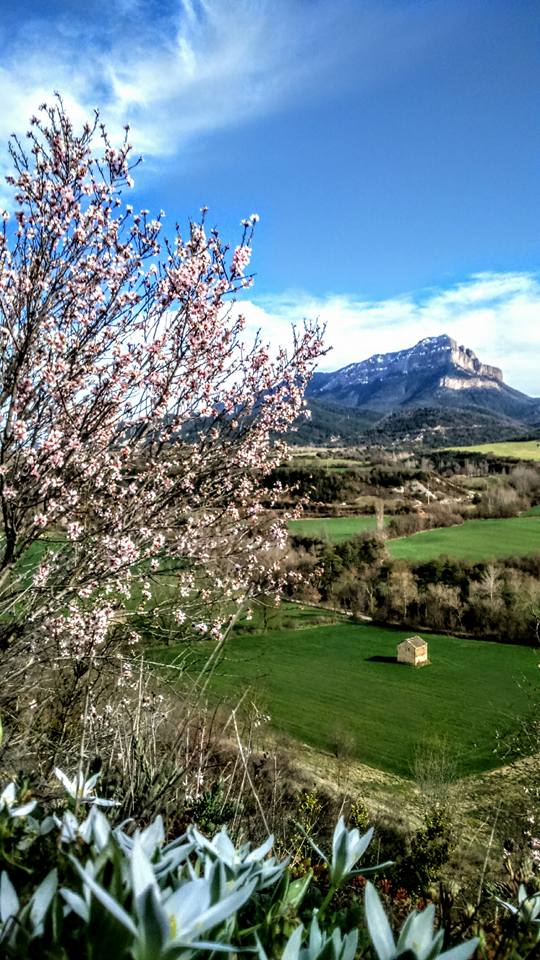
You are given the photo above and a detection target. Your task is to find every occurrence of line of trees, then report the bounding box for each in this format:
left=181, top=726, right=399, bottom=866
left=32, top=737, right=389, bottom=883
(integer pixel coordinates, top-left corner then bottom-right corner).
left=288, top=534, right=540, bottom=644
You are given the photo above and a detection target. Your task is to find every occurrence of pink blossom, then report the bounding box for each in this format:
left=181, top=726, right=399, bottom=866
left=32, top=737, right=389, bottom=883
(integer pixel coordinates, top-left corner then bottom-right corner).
left=13, top=421, right=28, bottom=441
left=67, top=522, right=83, bottom=541
left=231, top=245, right=251, bottom=276
left=0, top=98, right=324, bottom=751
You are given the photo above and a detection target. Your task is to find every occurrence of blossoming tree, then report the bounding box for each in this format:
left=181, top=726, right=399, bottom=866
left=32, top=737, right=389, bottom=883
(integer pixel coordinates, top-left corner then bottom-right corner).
left=0, top=100, right=323, bottom=771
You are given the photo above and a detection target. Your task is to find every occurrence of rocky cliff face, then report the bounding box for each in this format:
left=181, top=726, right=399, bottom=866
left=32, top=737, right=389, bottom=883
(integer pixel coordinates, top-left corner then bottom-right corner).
left=307, top=334, right=538, bottom=422
left=313, top=335, right=502, bottom=393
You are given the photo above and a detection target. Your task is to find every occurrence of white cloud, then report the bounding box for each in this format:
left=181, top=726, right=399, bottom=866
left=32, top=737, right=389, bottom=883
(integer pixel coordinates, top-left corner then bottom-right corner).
left=0, top=0, right=460, bottom=164
left=0, top=0, right=346, bottom=161
left=235, top=272, right=540, bottom=396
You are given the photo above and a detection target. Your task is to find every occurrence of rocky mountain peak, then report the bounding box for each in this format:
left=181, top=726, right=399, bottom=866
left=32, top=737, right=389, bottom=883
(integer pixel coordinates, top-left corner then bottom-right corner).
left=316, top=335, right=504, bottom=393
left=305, top=334, right=538, bottom=422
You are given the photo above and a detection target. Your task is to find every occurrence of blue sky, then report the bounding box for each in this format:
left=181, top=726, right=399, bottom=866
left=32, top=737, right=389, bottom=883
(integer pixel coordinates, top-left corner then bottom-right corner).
left=1, top=0, right=539, bottom=391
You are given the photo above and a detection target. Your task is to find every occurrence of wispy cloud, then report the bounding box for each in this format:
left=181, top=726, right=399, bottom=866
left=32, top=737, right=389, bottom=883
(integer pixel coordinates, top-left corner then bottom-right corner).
left=0, top=0, right=458, bottom=161
left=237, top=272, right=540, bottom=396
left=0, top=0, right=340, bottom=158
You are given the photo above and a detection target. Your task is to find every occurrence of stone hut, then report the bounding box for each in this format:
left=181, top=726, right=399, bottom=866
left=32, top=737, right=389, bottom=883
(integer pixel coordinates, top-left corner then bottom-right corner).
left=396, top=636, right=428, bottom=667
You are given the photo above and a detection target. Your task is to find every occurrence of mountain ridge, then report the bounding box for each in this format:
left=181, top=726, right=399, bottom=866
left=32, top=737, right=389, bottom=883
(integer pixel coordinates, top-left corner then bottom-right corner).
left=307, top=334, right=538, bottom=421
left=298, top=335, right=540, bottom=446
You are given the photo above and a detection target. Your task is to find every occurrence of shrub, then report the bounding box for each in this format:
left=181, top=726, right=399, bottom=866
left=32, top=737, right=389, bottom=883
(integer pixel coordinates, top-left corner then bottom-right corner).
left=396, top=807, right=455, bottom=895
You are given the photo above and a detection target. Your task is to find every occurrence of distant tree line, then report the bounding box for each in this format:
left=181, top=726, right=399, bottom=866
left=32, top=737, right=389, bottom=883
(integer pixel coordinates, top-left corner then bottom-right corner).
left=288, top=533, right=540, bottom=645
left=285, top=399, right=540, bottom=449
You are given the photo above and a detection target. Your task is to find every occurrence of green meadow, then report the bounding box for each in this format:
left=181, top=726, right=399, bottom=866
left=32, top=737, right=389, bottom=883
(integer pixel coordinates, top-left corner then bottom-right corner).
left=445, top=440, right=540, bottom=461
left=289, top=514, right=385, bottom=542
left=289, top=512, right=540, bottom=561
left=152, top=615, right=538, bottom=779
left=387, top=515, right=540, bottom=563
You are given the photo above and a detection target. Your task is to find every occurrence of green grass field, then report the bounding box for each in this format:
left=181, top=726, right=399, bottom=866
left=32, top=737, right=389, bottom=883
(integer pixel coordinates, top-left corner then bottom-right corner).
left=291, top=456, right=367, bottom=472
left=446, top=440, right=540, bottom=461
left=152, top=616, right=538, bottom=779
left=289, top=512, right=540, bottom=560
left=289, top=515, right=386, bottom=542
left=388, top=515, right=540, bottom=563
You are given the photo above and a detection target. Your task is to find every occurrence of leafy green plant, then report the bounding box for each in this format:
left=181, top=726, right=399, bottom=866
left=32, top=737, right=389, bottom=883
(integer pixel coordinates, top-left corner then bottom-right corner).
left=186, top=780, right=238, bottom=836
left=0, top=775, right=480, bottom=960
left=349, top=798, right=371, bottom=834
left=496, top=884, right=540, bottom=927
left=396, top=807, right=455, bottom=895
left=364, top=882, right=475, bottom=960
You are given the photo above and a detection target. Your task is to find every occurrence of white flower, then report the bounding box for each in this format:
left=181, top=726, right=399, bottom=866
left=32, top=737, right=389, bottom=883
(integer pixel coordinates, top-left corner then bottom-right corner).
left=0, top=781, right=37, bottom=818
left=54, top=768, right=118, bottom=807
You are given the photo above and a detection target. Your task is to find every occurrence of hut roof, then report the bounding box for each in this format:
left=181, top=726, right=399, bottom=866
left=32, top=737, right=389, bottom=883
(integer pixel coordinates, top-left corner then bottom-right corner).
left=398, top=636, right=426, bottom=649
